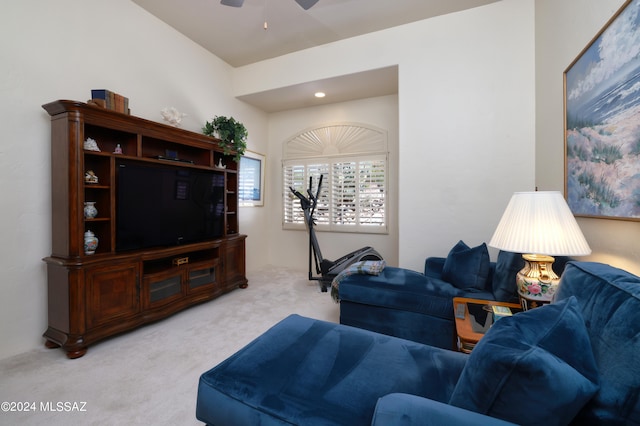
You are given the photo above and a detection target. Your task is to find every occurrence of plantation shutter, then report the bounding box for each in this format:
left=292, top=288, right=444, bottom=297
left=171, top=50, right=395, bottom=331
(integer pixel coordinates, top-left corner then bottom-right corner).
left=358, top=158, right=386, bottom=227
left=282, top=123, right=388, bottom=234
left=283, top=156, right=386, bottom=233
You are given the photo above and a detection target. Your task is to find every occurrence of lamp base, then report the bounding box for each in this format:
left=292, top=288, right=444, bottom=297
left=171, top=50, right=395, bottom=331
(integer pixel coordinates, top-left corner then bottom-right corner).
left=517, top=254, right=560, bottom=310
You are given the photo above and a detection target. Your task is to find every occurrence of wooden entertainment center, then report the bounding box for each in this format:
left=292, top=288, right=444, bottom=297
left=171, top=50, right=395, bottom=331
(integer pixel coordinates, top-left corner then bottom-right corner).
left=42, top=100, right=247, bottom=359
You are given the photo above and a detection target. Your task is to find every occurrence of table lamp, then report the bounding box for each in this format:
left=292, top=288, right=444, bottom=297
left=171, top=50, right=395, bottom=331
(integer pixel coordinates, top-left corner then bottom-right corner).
left=489, top=191, right=591, bottom=310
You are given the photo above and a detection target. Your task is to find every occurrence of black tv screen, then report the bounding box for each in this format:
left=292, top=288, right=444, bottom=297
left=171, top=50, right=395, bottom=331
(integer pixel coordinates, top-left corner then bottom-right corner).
left=116, top=160, right=225, bottom=251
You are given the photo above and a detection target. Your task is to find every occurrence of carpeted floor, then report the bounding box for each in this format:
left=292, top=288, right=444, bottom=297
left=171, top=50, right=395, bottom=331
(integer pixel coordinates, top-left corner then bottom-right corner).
left=0, top=266, right=338, bottom=425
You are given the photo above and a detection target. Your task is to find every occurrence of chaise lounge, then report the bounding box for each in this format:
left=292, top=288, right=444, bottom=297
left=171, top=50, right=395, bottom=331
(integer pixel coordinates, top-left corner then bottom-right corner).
left=196, top=261, right=640, bottom=425
left=338, top=241, right=569, bottom=350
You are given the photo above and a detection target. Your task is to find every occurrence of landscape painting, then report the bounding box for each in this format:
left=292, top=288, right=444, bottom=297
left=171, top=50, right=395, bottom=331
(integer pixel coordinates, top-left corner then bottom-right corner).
left=564, top=0, right=640, bottom=221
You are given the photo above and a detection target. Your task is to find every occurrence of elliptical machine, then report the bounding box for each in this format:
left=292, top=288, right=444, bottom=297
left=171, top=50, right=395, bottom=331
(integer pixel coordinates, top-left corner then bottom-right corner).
left=290, top=175, right=383, bottom=292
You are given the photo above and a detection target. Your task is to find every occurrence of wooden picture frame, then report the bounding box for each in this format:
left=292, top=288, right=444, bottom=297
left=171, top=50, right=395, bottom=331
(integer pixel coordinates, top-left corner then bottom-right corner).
left=564, top=0, right=640, bottom=221
left=239, top=150, right=265, bottom=207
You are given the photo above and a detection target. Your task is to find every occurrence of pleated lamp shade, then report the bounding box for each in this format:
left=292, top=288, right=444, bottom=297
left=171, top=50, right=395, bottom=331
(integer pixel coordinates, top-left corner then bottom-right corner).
left=489, top=191, right=591, bottom=256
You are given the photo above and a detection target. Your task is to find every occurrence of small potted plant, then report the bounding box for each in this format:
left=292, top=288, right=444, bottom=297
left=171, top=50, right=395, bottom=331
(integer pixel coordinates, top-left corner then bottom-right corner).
left=202, top=115, right=248, bottom=162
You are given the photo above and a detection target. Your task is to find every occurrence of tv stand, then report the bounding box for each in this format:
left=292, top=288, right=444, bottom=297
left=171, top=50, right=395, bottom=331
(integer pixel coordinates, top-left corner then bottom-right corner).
left=42, top=100, right=247, bottom=359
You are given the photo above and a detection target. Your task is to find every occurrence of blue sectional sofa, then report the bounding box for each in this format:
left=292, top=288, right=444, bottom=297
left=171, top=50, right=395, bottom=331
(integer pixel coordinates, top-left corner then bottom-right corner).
left=196, top=261, right=640, bottom=425
left=339, top=241, right=567, bottom=350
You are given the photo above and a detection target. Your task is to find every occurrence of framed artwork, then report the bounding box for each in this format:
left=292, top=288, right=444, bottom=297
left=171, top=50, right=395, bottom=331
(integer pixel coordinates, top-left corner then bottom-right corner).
left=239, top=150, right=265, bottom=207
left=564, top=0, right=640, bottom=221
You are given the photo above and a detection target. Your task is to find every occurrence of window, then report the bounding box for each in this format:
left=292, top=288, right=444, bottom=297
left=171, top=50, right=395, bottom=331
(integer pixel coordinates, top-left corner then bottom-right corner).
left=239, top=151, right=265, bottom=207
left=282, top=123, right=388, bottom=234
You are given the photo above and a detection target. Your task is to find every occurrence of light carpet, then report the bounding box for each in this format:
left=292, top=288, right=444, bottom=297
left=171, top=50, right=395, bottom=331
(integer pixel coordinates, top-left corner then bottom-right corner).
left=0, top=266, right=339, bottom=425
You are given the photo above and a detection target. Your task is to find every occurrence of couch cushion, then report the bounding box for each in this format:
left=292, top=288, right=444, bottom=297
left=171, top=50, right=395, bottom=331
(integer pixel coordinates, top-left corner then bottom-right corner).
left=442, top=241, right=491, bottom=291
left=339, top=266, right=484, bottom=319
left=449, top=296, right=599, bottom=426
left=196, top=314, right=468, bottom=426
left=555, top=262, right=640, bottom=424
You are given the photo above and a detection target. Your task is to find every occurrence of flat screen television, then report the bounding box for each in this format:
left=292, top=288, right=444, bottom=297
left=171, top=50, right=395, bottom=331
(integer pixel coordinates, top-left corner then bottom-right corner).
left=116, top=159, right=225, bottom=252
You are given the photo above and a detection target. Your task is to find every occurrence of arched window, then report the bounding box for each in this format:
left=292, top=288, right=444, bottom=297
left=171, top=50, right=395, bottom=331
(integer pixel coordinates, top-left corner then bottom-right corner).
left=283, top=123, right=388, bottom=234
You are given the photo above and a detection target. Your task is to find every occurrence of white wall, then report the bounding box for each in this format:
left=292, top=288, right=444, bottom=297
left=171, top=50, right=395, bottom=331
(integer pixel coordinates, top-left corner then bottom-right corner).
left=267, top=95, right=400, bottom=269
left=0, top=0, right=268, bottom=360
left=397, top=1, right=535, bottom=269
left=535, top=0, right=640, bottom=275
left=237, top=0, right=537, bottom=271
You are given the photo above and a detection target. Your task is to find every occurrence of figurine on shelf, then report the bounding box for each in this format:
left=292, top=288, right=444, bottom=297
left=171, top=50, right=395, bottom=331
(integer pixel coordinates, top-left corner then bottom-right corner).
left=161, top=107, right=187, bottom=127
left=113, top=144, right=123, bottom=154
left=83, top=137, right=100, bottom=152
left=84, top=170, right=99, bottom=184
left=217, top=158, right=226, bottom=169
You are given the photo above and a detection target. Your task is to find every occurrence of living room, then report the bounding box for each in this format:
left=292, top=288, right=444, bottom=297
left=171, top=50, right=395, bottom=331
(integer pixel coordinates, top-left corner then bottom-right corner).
left=1, top=0, right=638, bottom=407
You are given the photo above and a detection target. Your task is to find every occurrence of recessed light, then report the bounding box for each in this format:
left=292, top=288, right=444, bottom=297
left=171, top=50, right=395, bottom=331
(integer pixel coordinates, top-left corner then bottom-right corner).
left=314, top=92, right=326, bottom=98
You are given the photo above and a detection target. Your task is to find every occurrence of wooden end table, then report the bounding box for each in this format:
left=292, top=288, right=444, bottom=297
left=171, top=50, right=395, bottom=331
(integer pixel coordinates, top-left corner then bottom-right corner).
left=453, top=297, right=522, bottom=353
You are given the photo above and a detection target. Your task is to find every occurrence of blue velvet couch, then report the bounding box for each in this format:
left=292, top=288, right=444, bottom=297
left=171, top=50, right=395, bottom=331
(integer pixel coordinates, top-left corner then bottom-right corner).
left=196, top=261, right=640, bottom=425
left=339, top=241, right=571, bottom=350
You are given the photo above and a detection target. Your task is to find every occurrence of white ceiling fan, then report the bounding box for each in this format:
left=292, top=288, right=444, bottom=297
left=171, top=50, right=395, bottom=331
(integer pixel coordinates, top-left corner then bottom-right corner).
left=221, top=0, right=319, bottom=10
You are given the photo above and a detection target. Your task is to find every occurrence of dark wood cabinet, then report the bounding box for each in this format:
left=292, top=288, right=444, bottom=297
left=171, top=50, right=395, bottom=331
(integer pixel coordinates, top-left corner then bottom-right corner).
left=221, top=235, right=247, bottom=291
left=42, top=100, right=247, bottom=358
left=86, top=262, right=140, bottom=329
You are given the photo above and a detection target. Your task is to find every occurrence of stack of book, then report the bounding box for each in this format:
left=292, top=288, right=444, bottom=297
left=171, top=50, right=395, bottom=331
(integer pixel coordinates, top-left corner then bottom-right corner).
left=90, top=89, right=129, bottom=114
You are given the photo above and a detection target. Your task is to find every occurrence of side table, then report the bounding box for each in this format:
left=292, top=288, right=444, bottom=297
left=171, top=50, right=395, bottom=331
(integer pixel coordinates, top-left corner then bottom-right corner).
left=453, top=297, right=522, bottom=353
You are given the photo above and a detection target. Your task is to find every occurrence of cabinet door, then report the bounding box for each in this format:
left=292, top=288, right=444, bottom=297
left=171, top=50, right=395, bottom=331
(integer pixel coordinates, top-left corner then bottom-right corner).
left=222, top=236, right=247, bottom=289
left=187, top=261, right=218, bottom=294
left=86, top=262, right=139, bottom=328
left=143, top=270, right=184, bottom=309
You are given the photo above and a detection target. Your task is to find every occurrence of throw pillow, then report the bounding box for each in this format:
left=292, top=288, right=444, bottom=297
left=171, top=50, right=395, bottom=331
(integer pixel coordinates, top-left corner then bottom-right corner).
left=449, top=296, right=599, bottom=426
left=442, top=240, right=490, bottom=291
left=492, top=250, right=524, bottom=301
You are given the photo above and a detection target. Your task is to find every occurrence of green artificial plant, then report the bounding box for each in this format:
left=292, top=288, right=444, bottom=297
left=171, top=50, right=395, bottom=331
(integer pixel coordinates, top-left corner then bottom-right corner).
left=202, top=115, right=248, bottom=162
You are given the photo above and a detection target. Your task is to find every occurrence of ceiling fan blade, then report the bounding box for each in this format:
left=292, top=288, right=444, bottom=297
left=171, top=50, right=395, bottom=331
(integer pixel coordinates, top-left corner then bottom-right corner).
left=221, top=0, right=244, bottom=7
left=295, top=0, right=319, bottom=10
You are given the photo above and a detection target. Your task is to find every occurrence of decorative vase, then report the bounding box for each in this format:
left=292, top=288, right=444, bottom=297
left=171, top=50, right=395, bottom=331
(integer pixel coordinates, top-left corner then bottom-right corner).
left=84, top=230, right=99, bottom=255
left=516, top=254, right=560, bottom=310
left=84, top=201, right=98, bottom=219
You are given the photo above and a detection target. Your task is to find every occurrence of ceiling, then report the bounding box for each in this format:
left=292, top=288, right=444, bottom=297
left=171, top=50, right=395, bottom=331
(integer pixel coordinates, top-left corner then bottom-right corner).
left=132, top=0, right=500, bottom=112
